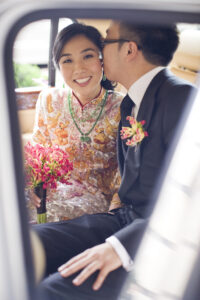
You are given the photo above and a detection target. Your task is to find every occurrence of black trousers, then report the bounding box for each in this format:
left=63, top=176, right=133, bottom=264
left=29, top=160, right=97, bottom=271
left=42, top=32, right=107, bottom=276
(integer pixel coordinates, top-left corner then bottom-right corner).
left=33, top=211, right=134, bottom=300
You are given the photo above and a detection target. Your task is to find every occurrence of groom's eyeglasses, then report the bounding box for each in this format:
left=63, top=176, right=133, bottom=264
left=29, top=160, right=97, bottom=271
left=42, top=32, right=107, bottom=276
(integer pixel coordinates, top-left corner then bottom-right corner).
left=101, top=38, right=142, bottom=50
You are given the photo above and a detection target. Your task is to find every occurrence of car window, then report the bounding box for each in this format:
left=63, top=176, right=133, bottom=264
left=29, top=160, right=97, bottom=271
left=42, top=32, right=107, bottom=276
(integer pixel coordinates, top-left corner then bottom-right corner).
left=13, top=18, right=73, bottom=66
left=0, top=2, right=200, bottom=300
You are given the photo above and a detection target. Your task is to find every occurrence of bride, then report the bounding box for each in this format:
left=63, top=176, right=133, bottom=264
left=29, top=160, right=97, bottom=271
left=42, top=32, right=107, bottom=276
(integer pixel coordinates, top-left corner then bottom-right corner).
left=28, top=23, right=123, bottom=223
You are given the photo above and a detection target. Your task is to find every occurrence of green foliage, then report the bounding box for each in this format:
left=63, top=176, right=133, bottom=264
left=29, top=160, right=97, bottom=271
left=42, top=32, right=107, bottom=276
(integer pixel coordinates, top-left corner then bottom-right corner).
left=14, top=63, right=45, bottom=88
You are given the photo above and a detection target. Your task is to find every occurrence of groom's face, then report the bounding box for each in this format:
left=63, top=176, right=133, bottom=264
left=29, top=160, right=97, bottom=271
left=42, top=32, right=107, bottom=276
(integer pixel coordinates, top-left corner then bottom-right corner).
left=103, top=22, right=123, bottom=82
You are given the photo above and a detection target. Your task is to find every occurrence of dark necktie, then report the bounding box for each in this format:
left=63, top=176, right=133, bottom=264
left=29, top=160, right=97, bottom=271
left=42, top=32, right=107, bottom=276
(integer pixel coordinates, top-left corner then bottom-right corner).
left=120, top=94, right=135, bottom=127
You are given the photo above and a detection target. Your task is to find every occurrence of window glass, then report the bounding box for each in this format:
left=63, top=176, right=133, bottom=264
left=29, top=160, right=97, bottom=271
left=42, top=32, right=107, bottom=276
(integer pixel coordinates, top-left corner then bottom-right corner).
left=13, top=19, right=51, bottom=66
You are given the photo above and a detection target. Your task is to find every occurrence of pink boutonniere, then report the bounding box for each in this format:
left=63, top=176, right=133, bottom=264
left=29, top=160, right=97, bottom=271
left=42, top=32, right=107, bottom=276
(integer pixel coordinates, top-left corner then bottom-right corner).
left=120, top=116, right=148, bottom=147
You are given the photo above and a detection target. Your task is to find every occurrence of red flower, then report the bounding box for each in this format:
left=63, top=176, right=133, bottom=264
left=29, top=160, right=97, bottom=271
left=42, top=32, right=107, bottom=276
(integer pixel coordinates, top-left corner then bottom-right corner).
left=24, top=142, right=73, bottom=189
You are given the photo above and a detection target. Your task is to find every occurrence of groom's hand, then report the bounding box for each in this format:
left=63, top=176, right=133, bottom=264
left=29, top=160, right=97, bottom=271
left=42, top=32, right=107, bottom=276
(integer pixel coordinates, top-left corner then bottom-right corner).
left=58, top=242, right=122, bottom=290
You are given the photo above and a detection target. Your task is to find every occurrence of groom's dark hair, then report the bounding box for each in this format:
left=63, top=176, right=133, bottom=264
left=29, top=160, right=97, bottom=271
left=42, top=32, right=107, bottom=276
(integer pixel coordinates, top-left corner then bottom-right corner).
left=118, top=22, right=179, bottom=66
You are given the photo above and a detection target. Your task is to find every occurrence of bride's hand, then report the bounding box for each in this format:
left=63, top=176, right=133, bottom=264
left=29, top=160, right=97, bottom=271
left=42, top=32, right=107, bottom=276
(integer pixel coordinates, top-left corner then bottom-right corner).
left=108, top=202, right=122, bottom=211
left=30, top=190, right=41, bottom=208
left=108, top=193, right=122, bottom=211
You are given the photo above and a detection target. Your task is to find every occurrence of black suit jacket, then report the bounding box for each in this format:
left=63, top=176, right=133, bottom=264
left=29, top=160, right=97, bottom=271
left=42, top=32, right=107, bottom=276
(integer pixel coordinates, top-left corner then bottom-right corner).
left=114, top=69, right=195, bottom=258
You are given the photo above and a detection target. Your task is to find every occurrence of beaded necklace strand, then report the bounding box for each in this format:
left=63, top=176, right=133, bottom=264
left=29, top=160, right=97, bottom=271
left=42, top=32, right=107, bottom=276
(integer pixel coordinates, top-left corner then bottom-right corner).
left=68, top=90, right=108, bottom=143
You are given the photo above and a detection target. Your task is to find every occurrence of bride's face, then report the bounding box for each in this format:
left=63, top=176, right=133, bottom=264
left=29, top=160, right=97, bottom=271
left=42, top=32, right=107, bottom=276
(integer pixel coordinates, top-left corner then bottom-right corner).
left=59, top=34, right=103, bottom=102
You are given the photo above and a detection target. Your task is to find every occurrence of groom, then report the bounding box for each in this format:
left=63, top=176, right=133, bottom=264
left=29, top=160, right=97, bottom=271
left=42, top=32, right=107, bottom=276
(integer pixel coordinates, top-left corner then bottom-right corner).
left=36, top=21, right=195, bottom=299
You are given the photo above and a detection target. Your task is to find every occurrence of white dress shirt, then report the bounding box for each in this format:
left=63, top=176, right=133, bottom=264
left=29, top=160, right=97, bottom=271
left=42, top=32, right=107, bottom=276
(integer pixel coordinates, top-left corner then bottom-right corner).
left=106, top=66, right=165, bottom=271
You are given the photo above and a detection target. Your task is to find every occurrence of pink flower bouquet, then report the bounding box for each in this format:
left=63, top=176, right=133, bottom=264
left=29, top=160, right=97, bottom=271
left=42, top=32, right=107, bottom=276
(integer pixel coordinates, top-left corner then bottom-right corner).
left=24, top=142, right=73, bottom=223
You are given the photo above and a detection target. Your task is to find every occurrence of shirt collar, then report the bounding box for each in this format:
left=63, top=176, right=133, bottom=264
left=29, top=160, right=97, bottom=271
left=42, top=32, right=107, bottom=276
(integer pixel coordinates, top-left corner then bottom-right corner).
left=128, top=66, right=165, bottom=117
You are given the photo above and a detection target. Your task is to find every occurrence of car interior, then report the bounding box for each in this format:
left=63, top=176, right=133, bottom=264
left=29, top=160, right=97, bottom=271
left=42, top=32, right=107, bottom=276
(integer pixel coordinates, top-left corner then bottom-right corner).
left=15, top=19, right=200, bottom=150
left=0, top=1, right=200, bottom=299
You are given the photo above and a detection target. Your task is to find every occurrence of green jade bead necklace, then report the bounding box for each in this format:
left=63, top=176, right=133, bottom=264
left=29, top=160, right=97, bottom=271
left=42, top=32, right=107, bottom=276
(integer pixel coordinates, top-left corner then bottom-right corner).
left=68, top=90, right=108, bottom=143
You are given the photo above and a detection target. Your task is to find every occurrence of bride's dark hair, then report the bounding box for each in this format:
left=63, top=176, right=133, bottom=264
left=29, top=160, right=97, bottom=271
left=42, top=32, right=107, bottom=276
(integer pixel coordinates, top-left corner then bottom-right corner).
left=53, top=23, right=115, bottom=90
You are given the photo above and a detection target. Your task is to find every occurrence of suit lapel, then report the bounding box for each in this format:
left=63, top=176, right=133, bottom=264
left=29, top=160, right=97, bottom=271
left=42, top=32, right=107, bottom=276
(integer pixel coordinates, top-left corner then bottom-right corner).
left=137, top=69, right=169, bottom=130
left=120, top=69, right=170, bottom=177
